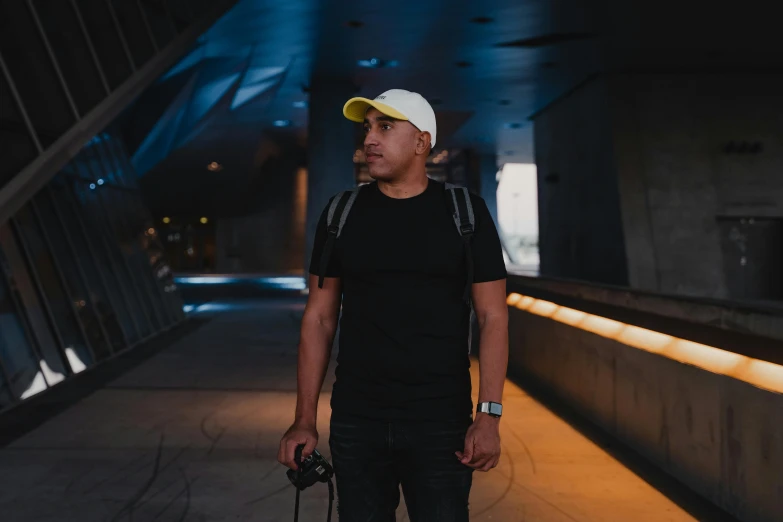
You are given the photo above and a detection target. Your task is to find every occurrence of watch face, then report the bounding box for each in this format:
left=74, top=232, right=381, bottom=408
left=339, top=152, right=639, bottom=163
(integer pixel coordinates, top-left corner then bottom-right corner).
left=478, top=402, right=502, bottom=417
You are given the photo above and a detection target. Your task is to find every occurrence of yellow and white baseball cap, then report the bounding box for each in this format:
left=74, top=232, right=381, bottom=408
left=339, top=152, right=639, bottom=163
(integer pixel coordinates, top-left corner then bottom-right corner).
left=343, top=89, right=437, bottom=147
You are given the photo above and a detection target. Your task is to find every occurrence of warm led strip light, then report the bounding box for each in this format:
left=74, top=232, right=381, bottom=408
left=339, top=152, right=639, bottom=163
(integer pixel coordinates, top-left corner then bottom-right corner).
left=507, top=293, right=783, bottom=394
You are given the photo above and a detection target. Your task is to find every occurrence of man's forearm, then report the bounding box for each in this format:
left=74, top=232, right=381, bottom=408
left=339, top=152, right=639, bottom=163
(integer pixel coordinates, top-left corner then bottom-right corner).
left=477, top=312, right=508, bottom=405
left=295, top=315, right=337, bottom=426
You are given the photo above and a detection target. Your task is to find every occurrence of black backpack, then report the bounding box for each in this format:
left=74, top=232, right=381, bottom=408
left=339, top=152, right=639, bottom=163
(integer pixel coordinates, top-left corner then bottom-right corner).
left=316, top=181, right=476, bottom=303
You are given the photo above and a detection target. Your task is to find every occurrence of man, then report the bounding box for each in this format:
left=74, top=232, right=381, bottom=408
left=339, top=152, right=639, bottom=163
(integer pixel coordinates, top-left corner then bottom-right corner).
left=279, top=89, right=508, bottom=521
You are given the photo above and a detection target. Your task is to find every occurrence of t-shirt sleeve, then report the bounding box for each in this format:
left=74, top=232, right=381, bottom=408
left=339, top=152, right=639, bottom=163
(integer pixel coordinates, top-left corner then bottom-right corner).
left=470, top=195, right=507, bottom=283
left=308, top=199, right=342, bottom=278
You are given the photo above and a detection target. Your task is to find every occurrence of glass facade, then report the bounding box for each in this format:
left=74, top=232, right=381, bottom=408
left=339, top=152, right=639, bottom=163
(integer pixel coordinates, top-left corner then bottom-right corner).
left=0, top=131, right=183, bottom=411
left=0, top=0, right=225, bottom=411
left=0, top=0, right=220, bottom=190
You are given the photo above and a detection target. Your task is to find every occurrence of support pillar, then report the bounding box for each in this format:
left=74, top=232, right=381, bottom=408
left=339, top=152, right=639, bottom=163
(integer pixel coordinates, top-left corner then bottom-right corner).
left=304, top=77, right=357, bottom=279
left=478, top=153, right=499, bottom=227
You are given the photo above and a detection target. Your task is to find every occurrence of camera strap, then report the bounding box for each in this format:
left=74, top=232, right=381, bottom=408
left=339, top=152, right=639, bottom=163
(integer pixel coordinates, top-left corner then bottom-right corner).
left=293, top=460, right=335, bottom=522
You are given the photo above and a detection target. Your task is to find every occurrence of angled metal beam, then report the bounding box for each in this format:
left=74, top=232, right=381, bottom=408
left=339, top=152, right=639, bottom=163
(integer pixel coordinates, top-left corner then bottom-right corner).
left=0, top=0, right=238, bottom=225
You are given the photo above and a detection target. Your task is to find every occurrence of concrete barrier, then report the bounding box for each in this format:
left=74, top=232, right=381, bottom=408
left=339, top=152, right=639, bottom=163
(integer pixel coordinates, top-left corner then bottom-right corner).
left=509, top=271, right=783, bottom=343
left=508, top=279, right=783, bottom=522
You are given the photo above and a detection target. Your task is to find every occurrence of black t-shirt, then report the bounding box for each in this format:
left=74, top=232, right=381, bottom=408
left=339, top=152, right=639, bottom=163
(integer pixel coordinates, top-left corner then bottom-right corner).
left=309, top=178, right=507, bottom=423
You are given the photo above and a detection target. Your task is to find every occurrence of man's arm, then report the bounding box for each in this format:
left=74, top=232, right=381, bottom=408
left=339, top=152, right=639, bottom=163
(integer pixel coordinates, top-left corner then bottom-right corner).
left=278, top=274, right=341, bottom=469
left=295, top=274, right=342, bottom=425
left=457, top=278, right=508, bottom=471
left=474, top=278, right=509, bottom=408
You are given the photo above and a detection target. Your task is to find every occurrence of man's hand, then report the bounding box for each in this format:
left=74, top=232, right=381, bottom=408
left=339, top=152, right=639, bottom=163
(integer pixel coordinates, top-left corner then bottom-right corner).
left=278, top=421, right=319, bottom=470
left=455, top=414, right=501, bottom=472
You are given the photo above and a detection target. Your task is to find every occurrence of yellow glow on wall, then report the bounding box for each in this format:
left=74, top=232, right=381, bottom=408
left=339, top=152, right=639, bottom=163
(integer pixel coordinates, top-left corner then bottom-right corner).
left=508, top=293, right=783, bottom=394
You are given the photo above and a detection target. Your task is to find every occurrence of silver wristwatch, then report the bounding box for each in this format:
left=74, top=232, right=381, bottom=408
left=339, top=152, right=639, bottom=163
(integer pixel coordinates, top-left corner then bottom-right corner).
left=476, top=401, right=503, bottom=418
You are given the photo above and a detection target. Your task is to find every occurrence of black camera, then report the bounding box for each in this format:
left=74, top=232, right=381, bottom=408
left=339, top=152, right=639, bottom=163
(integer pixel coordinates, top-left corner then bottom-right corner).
left=287, top=445, right=334, bottom=490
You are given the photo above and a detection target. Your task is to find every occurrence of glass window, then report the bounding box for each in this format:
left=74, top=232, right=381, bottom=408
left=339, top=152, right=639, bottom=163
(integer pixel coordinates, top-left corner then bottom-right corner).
left=70, top=178, right=151, bottom=340
left=0, top=0, right=75, bottom=147
left=97, top=138, right=172, bottom=327
left=89, top=142, right=159, bottom=334
left=109, top=138, right=184, bottom=322
left=100, top=187, right=162, bottom=331
left=0, top=68, right=38, bottom=190
left=105, top=134, right=135, bottom=188
left=13, top=204, right=94, bottom=373
left=109, top=0, right=155, bottom=69
left=0, top=224, right=68, bottom=386
left=126, top=192, right=182, bottom=325
left=138, top=1, right=176, bottom=49
left=33, top=190, right=112, bottom=361
left=0, top=367, right=14, bottom=410
left=73, top=0, right=133, bottom=90
left=118, top=190, right=172, bottom=327
left=32, top=0, right=105, bottom=115
left=50, top=176, right=128, bottom=352
left=0, top=248, right=46, bottom=403
left=94, top=136, right=124, bottom=187
left=165, top=0, right=195, bottom=32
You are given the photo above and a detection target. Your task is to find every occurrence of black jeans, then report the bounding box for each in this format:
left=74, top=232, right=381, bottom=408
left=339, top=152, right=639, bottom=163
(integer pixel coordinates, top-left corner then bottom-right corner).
left=328, top=412, right=474, bottom=522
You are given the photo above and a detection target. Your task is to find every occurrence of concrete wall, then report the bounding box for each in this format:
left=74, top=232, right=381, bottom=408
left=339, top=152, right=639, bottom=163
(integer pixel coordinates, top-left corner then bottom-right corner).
left=215, top=167, right=307, bottom=274
left=610, top=73, right=783, bottom=298
left=534, top=73, right=783, bottom=299
left=533, top=76, right=630, bottom=286
left=508, top=307, right=783, bottom=522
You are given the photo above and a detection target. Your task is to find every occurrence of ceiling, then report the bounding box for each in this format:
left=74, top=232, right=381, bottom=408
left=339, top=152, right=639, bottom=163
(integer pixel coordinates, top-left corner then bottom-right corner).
left=121, top=0, right=782, bottom=216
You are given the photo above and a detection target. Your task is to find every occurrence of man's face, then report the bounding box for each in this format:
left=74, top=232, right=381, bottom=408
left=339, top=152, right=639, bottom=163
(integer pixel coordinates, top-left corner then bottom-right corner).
left=363, top=108, right=421, bottom=180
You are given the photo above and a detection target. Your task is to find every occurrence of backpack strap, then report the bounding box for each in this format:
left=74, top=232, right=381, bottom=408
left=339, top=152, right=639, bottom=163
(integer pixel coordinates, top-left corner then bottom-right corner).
left=444, top=183, right=475, bottom=303
left=317, top=185, right=362, bottom=288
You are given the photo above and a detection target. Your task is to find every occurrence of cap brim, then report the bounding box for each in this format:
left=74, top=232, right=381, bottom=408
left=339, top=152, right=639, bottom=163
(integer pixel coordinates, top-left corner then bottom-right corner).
left=343, top=97, right=409, bottom=122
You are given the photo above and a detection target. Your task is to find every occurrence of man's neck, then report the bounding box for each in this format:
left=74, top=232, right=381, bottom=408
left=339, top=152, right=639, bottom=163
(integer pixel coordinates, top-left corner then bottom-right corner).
left=377, top=170, right=429, bottom=199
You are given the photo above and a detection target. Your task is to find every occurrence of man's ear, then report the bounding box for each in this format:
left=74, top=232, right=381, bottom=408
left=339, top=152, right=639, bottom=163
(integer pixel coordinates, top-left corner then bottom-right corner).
left=416, top=131, right=432, bottom=155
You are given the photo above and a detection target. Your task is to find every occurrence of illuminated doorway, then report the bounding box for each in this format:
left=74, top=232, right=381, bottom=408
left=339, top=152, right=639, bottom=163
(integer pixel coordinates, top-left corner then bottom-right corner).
left=497, top=163, right=539, bottom=274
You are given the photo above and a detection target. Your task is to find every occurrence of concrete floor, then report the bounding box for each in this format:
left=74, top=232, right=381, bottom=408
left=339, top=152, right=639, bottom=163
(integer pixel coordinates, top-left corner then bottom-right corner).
left=0, top=299, right=700, bottom=522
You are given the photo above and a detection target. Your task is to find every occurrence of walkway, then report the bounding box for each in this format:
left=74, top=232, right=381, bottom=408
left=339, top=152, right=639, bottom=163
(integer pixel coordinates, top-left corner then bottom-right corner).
left=0, top=298, right=705, bottom=521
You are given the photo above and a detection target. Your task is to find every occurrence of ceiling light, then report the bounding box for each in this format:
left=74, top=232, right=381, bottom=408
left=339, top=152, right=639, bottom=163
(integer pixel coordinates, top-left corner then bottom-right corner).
left=207, top=161, right=223, bottom=172
left=273, top=120, right=292, bottom=127
left=455, top=61, right=472, bottom=68
left=162, top=217, right=171, bottom=224
left=200, top=217, right=208, bottom=224
left=499, top=100, right=511, bottom=106
left=97, top=178, right=105, bottom=185
left=357, top=58, right=399, bottom=68
left=292, top=101, right=308, bottom=109
left=504, top=123, right=523, bottom=129
left=505, top=151, right=515, bottom=156
left=346, top=20, right=364, bottom=28
left=89, top=183, right=96, bottom=190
